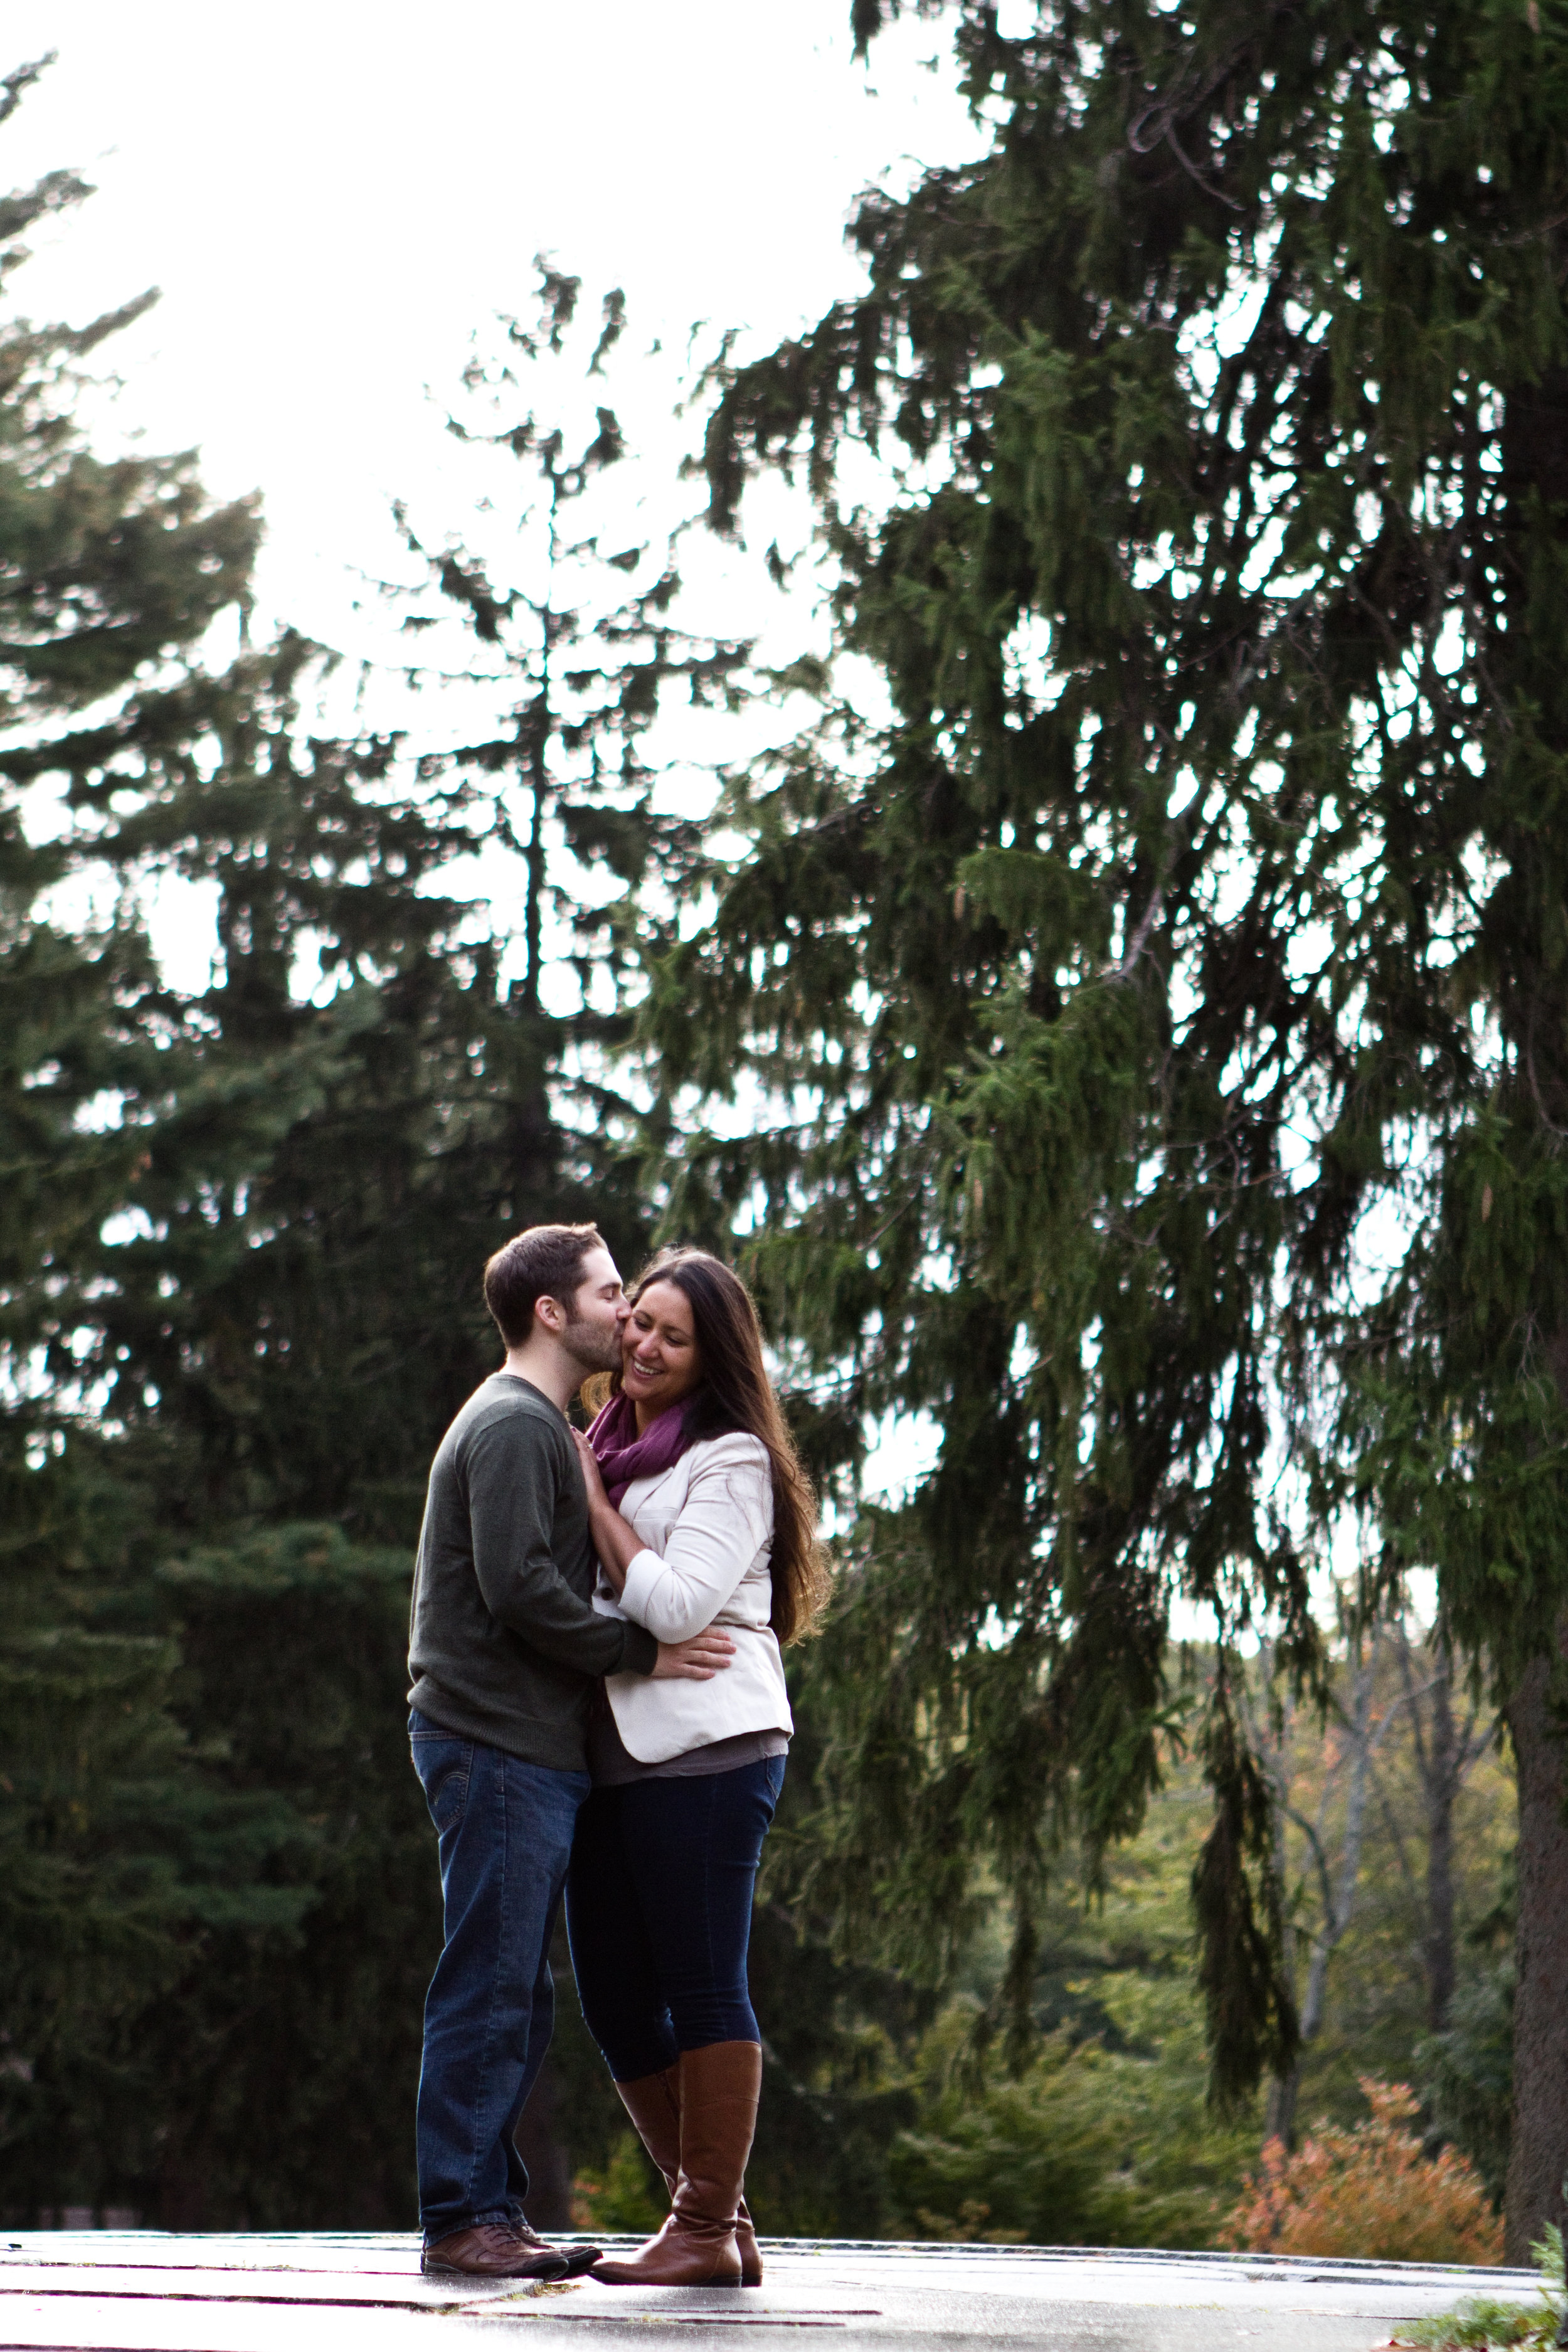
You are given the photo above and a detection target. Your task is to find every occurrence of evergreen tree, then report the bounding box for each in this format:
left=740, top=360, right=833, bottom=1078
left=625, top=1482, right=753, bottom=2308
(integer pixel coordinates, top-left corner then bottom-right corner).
left=1, top=231, right=743, bottom=2222
left=1, top=565, right=660, bottom=2219
left=383, top=264, right=750, bottom=1101
left=647, top=0, right=1568, bottom=2251
left=0, top=57, right=291, bottom=2213
left=0, top=83, right=573, bottom=2218
left=0, top=637, right=595, bottom=2221
left=361, top=272, right=758, bottom=2218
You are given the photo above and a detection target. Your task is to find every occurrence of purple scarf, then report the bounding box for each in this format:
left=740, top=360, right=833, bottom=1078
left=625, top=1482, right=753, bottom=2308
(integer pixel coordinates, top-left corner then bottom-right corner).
left=587, top=1390, right=696, bottom=1507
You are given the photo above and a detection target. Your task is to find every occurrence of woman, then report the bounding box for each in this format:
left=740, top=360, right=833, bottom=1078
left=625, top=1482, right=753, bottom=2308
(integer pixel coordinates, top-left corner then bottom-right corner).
left=565, top=1248, right=827, bottom=2289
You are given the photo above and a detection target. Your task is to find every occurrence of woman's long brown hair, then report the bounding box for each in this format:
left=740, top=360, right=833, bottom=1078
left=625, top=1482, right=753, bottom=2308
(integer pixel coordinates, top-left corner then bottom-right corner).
left=591, top=1247, right=830, bottom=1645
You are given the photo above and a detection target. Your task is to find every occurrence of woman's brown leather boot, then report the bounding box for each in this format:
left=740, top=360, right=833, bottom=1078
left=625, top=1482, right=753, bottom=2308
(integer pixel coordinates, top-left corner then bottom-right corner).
left=591, top=2042, right=761, bottom=2286
left=612, top=2065, right=763, bottom=2284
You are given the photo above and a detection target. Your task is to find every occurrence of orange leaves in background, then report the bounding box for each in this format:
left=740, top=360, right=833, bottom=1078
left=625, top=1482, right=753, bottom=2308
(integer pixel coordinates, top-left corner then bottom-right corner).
left=1220, top=2080, right=1503, bottom=2265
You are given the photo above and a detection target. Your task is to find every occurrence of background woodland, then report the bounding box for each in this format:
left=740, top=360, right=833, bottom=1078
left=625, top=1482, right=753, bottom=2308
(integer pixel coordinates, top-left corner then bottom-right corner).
left=4, top=0, right=1567, bottom=2265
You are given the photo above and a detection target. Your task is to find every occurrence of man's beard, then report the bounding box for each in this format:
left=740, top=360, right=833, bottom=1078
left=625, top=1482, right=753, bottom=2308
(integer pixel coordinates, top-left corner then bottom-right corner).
left=561, top=1314, right=623, bottom=1376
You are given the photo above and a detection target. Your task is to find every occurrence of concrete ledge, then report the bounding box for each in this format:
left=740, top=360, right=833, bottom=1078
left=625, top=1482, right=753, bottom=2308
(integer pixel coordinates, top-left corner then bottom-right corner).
left=0, top=2230, right=1544, bottom=2352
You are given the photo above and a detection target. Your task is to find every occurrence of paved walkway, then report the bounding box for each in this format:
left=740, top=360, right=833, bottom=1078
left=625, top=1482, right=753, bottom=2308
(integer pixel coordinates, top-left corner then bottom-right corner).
left=0, top=2230, right=1544, bottom=2351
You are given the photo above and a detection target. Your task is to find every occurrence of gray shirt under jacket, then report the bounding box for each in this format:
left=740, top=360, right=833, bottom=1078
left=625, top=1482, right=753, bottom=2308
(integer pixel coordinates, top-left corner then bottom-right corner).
left=585, top=1692, right=789, bottom=1787
left=408, top=1372, right=658, bottom=1772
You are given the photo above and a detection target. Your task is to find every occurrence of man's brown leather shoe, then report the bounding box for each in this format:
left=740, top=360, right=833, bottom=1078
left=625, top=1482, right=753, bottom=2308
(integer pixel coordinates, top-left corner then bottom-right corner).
left=503, top=2221, right=603, bottom=2279
left=421, top=2223, right=569, bottom=2279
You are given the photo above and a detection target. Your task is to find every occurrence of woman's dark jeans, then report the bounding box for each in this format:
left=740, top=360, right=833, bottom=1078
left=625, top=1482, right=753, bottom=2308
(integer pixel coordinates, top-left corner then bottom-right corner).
left=565, top=1757, right=786, bottom=2081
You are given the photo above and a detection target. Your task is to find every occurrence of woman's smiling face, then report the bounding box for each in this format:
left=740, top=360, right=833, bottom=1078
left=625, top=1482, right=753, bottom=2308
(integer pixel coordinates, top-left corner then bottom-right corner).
left=620, top=1278, right=702, bottom=1428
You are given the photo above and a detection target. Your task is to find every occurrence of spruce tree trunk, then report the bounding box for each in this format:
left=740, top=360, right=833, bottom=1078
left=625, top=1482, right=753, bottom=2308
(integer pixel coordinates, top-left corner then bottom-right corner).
left=1423, top=1661, right=1458, bottom=2035
left=1264, top=2069, right=1299, bottom=2151
left=515, top=2053, right=575, bottom=2232
left=1503, top=1614, right=1568, bottom=2263
left=1264, top=1655, right=1376, bottom=2149
left=1500, top=347, right=1568, bottom=2263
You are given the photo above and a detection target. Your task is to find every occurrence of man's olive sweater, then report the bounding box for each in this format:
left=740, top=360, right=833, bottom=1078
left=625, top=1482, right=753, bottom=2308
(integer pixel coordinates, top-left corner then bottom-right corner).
left=408, top=1372, right=657, bottom=1770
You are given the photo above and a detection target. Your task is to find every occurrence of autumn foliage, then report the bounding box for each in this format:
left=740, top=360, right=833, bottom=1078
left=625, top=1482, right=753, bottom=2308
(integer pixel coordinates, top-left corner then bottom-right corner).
left=1221, top=2081, right=1503, bottom=2265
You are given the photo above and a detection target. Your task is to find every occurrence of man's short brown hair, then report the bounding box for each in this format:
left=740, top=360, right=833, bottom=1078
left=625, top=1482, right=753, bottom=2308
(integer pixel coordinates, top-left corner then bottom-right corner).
left=483, top=1224, right=605, bottom=1350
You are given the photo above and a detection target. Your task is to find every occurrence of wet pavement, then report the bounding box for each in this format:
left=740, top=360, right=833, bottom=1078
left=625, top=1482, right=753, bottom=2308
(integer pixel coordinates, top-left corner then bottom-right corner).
left=0, top=2230, right=1543, bottom=2351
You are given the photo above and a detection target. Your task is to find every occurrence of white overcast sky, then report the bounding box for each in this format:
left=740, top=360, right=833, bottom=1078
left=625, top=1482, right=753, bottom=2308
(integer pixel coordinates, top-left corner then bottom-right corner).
left=4, top=1, right=992, bottom=651
left=3, top=0, right=999, bottom=1008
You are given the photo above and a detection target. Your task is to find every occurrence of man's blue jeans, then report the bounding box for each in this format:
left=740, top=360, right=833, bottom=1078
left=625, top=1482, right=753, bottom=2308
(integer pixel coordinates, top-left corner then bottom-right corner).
left=410, top=1710, right=590, bottom=2245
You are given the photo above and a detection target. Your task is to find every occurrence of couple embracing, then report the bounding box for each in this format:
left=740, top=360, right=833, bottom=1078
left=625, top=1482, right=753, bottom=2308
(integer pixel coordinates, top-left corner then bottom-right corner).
left=406, top=1223, right=825, bottom=2287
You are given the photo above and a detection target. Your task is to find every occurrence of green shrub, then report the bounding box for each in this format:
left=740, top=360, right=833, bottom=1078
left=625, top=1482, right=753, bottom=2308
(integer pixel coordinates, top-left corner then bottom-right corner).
left=1417, top=1964, right=1515, bottom=2205
left=890, top=1984, right=1253, bottom=2247
left=571, top=2132, right=664, bottom=2234
left=1396, top=2222, right=1563, bottom=2351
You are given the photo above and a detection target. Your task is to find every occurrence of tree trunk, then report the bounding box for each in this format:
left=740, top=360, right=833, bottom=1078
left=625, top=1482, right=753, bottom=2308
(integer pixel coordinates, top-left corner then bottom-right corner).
left=1262, top=1672, right=1298, bottom=2146
left=514, top=2052, right=576, bottom=2232
left=522, top=732, right=547, bottom=1020
left=1503, top=1617, right=1568, bottom=2264
left=1264, top=1652, right=1375, bottom=2149
left=1423, top=1657, right=1458, bottom=2034
left=1264, top=2068, right=1299, bottom=2149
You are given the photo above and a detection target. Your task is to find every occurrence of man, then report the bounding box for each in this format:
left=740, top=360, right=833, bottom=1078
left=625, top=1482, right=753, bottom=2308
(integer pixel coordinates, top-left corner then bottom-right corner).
left=407, top=1223, right=733, bottom=2280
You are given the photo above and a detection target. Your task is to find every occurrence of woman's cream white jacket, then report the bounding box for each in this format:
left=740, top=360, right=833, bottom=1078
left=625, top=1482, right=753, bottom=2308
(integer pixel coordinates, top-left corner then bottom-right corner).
left=593, top=1431, right=793, bottom=1764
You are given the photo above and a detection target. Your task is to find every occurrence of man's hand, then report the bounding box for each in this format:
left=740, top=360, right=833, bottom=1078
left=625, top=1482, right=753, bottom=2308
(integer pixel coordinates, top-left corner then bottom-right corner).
left=652, top=1629, right=736, bottom=1680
